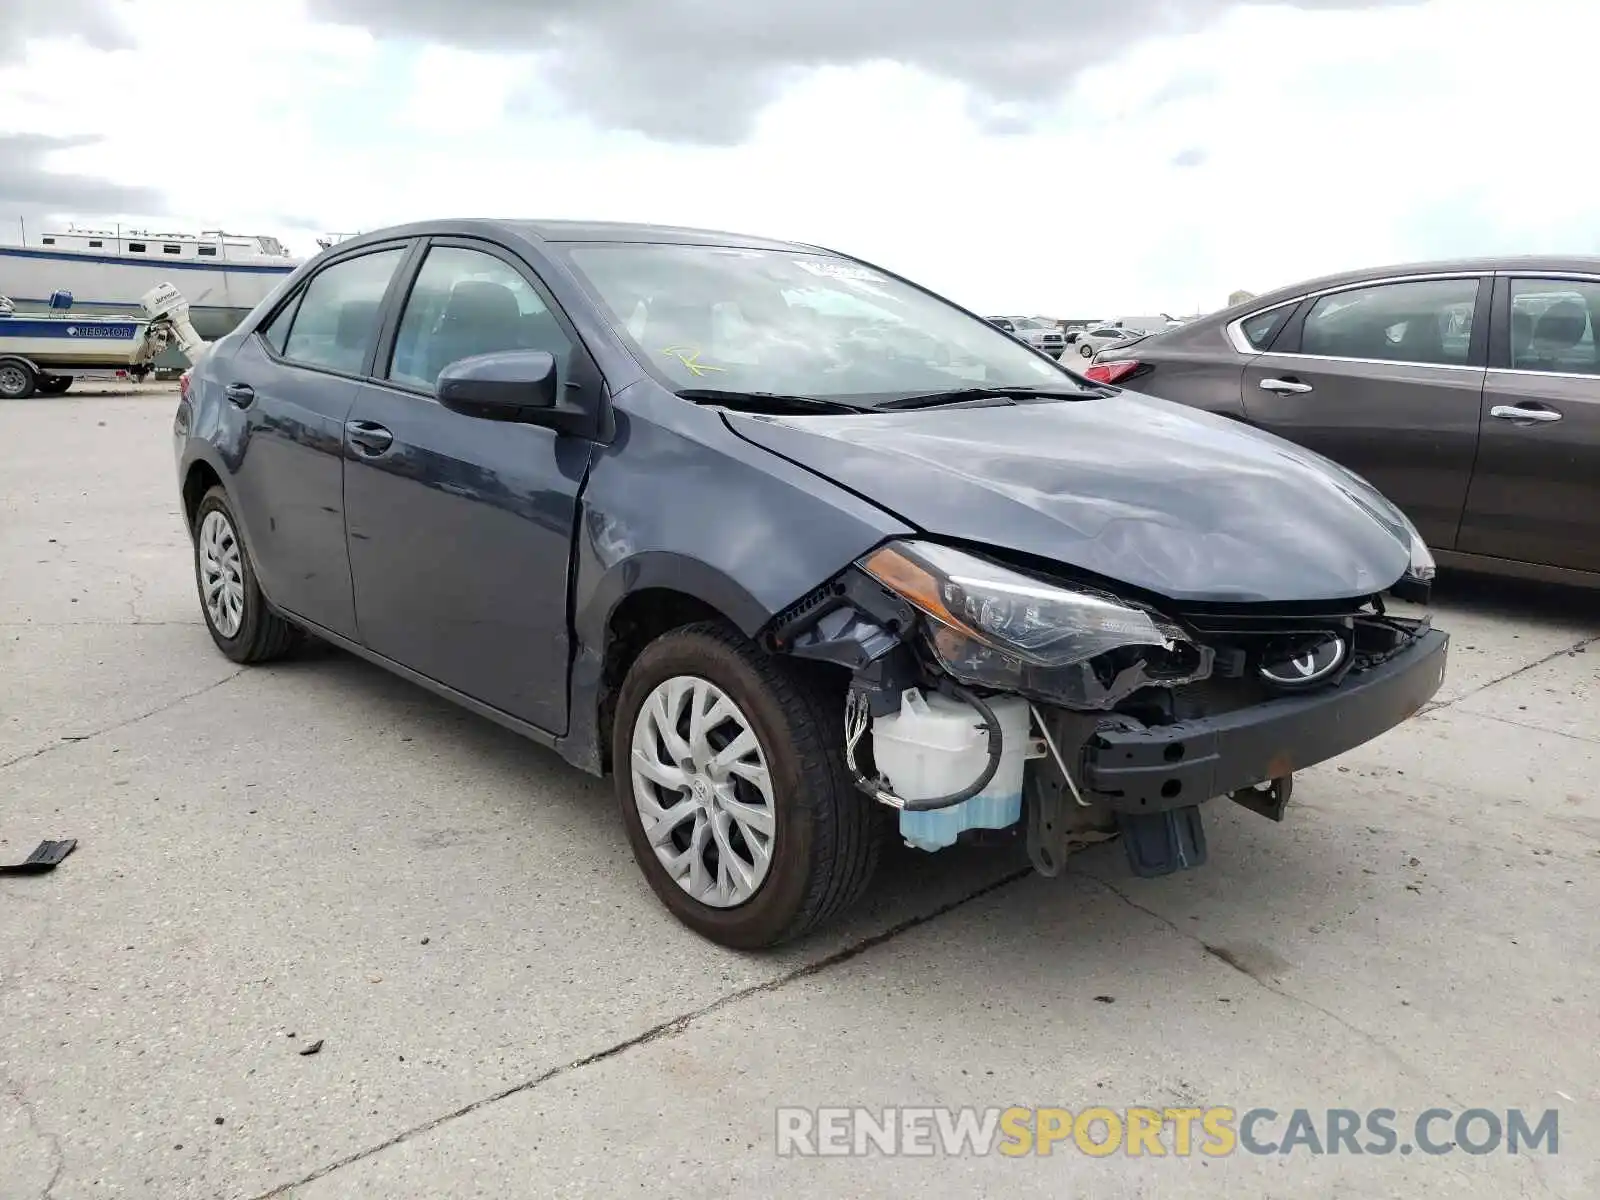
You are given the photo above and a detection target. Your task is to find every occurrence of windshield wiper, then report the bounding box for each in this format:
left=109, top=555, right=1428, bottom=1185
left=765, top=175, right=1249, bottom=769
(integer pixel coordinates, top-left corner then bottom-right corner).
left=875, top=384, right=1101, bottom=411
left=675, top=388, right=864, bottom=415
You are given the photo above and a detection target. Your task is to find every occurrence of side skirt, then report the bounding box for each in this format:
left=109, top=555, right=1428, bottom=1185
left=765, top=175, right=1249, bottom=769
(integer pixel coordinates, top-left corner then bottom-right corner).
left=1434, top=548, right=1600, bottom=591
left=282, top=612, right=568, bottom=755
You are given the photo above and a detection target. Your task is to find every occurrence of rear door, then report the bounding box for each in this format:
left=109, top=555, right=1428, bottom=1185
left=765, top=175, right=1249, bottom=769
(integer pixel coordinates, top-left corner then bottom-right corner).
left=1456, top=273, right=1600, bottom=572
left=341, top=237, right=602, bottom=734
left=1239, top=274, right=1488, bottom=550
left=221, top=242, right=411, bottom=637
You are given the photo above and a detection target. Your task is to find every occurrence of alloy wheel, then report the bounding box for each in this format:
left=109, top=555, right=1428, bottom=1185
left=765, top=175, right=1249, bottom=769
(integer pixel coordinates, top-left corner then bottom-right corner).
left=629, top=674, right=777, bottom=908
left=197, top=510, right=246, bottom=637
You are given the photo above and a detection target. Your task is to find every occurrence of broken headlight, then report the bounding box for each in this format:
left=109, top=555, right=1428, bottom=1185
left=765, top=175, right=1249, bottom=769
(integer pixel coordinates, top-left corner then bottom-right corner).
left=1405, top=529, right=1435, bottom=584
left=858, top=540, right=1210, bottom=709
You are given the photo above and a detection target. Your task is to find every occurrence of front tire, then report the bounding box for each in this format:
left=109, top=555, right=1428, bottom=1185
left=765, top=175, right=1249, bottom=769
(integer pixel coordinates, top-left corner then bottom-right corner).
left=1079, top=342, right=1095, bottom=359
left=612, top=622, right=880, bottom=949
left=192, top=485, right=298, bottom=664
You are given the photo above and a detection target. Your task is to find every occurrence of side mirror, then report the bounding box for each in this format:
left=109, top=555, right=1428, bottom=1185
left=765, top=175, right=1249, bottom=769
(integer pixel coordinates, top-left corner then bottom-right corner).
left=436, top=349, right=598, bottom=437
left=437, top=350, right=557, bottom=417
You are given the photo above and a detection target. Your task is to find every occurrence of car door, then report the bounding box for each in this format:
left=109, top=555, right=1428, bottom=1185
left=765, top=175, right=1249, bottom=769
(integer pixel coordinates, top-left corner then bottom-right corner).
left=220, top=243, right=410, bottom=638
left=1239, top=274, right=1488, bottom=551
left=341, top=238, right=601, bottom=734
left=1456, top=273, right=1600, bottom=573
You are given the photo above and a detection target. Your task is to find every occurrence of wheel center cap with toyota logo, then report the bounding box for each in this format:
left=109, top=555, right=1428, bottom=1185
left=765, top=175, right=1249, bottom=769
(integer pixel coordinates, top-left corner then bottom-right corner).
left=1259, top=634, right=1348, bottom=688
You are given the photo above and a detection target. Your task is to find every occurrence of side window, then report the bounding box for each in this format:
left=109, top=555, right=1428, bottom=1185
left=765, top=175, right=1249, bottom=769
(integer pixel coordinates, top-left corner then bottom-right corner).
left=387, top=245, right=572, bottom=393
left=258, top=291, right=303, bottom=356
left=1509, top=278, right=1600, bottom=375
left=281, top=248, right=405, bottom=375
left=1240, top=304, right=1293, bottom=350
left=1301, top=278, right=1479, bottom=366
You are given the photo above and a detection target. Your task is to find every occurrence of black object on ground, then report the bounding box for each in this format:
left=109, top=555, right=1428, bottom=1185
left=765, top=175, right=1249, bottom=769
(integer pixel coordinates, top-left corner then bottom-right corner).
left=0, top=838, right=77, bottom=875
left=298, top=1039, right=324, bottom=1056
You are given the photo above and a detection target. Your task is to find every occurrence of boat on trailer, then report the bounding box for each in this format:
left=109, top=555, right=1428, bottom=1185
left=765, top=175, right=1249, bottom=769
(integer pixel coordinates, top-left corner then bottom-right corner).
left=0, top=284, right=209, bottom=399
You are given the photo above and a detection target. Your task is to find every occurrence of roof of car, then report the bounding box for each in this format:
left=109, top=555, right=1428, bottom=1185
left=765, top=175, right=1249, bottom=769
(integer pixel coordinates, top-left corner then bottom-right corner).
left=319, top=218, right=830, bottom=259
left=1241, top=254, right=1600, bottom=312
left=506, top=219, right=818, bottom=251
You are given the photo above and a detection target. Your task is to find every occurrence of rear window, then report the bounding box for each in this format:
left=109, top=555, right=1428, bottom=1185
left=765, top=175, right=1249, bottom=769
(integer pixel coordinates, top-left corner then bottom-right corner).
left=1240, top=305, right=1293, bottom=350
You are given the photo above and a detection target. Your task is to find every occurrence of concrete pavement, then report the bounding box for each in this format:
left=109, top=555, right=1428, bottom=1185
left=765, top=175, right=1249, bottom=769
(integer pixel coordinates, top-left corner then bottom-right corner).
left=2, top=389, right=1596, bottom=1198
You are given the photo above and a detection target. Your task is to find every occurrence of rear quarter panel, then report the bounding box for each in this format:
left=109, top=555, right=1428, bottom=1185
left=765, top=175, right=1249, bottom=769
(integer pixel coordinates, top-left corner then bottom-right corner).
left=1116, top=324, right=1250, bottom=419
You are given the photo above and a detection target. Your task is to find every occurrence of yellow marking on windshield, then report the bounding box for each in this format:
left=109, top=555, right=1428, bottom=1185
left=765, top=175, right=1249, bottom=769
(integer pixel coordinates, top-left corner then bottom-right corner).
left=662, top=345, right=725, bottom=376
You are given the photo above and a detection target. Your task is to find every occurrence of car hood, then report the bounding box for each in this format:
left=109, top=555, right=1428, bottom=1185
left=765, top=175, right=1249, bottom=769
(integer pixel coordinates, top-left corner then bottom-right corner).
left=723, top=391, right=1414, bottom=603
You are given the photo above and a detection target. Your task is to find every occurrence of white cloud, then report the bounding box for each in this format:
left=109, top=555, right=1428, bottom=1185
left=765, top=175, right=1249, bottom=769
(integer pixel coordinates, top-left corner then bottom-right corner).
left=0, top=0, right=1594, bottom=316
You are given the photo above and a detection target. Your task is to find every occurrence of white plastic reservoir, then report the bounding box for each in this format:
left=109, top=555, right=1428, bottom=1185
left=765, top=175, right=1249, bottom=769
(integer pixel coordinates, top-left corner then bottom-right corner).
left=871, top=688, right=1031, bottom=852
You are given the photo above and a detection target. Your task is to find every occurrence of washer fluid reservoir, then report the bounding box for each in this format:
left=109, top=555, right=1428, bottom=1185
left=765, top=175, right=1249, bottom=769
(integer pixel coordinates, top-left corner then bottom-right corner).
left=870, top=688, right=1030, bottom=852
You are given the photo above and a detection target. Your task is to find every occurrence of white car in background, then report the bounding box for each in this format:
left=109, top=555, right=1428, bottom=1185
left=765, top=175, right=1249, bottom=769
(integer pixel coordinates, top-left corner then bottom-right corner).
left=1074, top=323, right=1149, bottom=359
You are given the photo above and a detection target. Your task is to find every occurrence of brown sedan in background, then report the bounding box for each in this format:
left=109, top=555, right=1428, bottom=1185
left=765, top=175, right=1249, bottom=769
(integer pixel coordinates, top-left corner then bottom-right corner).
left=1084, top=256, right=1600, bottom=587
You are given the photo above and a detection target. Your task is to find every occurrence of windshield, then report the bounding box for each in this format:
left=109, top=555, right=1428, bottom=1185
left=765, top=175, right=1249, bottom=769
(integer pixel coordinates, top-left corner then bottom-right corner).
left=560, top=242, right=1074, bottom=401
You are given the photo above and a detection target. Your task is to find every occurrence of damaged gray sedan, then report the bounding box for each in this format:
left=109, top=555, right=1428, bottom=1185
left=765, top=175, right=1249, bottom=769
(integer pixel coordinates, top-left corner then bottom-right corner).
left=174, top=218, right=1449, bottom=949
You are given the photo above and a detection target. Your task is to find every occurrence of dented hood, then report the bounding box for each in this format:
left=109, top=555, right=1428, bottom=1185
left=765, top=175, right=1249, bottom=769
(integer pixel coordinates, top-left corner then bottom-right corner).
left=724, top=391, right=1415, bottom=604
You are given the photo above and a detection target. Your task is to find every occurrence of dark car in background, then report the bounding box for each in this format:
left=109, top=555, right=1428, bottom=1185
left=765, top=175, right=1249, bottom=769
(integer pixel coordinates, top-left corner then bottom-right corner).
left=1084, top=257, right=1600, bottom=587
left=174, top=219, right=1447, bottom=949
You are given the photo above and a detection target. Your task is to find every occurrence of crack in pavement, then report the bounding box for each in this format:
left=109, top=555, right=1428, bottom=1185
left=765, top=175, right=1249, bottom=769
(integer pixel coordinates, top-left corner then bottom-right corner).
left=1468, top=710, right=1600, bottom=746
left=0, top=668, right=245, bottom=773
left=0, top=620, right=203, bottom=628
left=252, top=864, right=1035, bottom=1198
left=1419, top=634, right=1599, bottom=719
left=1075, top=869, right=1467, bottom=1111
left=3, top=1074, right=66, bottom=1200
left=1080, top=873, right=1558, bottom=1200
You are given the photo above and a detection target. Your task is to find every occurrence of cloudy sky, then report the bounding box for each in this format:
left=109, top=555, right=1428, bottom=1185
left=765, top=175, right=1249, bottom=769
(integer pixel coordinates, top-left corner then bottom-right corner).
left=0, top=0, right=1592, bottom=314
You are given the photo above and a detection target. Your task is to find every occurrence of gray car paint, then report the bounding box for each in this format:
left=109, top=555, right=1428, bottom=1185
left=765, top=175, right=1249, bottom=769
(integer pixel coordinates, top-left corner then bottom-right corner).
left=722, top=391, right=1412, bottom=604
left=176, top=218, right=1425, bottom=781
left=177, top=220, right=913, bottom=774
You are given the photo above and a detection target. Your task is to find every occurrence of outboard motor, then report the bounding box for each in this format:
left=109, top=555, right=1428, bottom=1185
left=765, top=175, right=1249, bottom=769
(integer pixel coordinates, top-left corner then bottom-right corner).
left=139, top=282, right=209, bottom=363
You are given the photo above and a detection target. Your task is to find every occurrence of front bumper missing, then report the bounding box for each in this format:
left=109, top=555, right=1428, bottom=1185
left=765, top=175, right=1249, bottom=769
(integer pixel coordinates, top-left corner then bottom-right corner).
left=1081, top=629, right=1449, bottom=814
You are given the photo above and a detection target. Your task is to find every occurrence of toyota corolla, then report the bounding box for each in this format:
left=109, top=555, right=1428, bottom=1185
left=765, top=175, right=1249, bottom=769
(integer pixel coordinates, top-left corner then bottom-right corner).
left=173, top=219, right=1449, bottom=948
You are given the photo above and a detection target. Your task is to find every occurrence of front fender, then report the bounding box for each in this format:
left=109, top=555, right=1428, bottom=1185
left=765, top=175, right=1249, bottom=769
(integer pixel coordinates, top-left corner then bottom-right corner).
left=572, top=545, right=771, bottom=649
left=552, top=383, right=913, bottom=774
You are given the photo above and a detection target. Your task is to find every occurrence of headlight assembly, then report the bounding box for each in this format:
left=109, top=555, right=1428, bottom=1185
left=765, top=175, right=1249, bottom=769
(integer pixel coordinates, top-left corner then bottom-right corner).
left=858, top=540, right=1211, bottom=709
left=1405, top=530, right=1436, bottom=584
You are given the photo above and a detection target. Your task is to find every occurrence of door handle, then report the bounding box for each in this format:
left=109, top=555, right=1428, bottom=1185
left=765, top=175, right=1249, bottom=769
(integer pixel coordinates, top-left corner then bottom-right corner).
left=345, top=420, right=394, bottom=455
left=1490, top=404, right=1562, bottom=424
left=224, top=383, right=255, bottom=408
left=1259, top=377, right=1314, bottom=395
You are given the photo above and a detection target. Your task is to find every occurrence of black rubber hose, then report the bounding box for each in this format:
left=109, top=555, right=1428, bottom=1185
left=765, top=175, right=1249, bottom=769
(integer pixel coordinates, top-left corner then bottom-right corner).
left=890, top=679, right=1006, bottom=813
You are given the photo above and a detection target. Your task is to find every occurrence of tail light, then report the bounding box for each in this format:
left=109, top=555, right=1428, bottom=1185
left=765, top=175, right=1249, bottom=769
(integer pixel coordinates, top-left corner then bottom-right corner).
left=1084, top=359, right=1141, bottom=385
left=179, top=370, right=191, bottom=402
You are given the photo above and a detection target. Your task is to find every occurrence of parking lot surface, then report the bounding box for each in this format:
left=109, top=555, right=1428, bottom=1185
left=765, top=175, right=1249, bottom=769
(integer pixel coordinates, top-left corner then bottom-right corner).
left=2, top=388, right=1597, bottom=1198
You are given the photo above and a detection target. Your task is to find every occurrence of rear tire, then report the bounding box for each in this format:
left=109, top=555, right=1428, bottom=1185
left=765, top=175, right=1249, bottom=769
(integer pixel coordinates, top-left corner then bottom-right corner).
left=0, top=360, right=37, bottom=399
left=612, top=622, right=881, bottom=949
left=192, top=485, right=298, bottom=664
